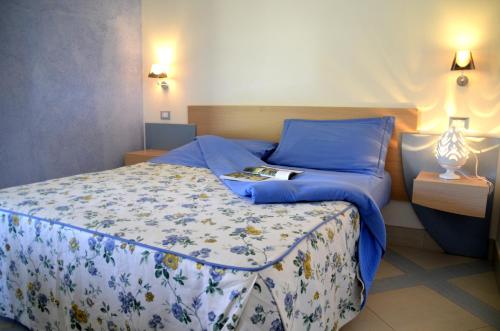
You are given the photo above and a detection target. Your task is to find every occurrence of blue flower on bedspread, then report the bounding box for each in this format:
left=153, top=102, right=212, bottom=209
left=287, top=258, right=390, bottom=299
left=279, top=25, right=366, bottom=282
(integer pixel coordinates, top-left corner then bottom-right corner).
left=190, top=248, right=211, bottom=258
left=162, top=234, right=192, bottom=247
left=149, top=314, right=164, bottom=329
left=104, top=239, right=115, bottom=252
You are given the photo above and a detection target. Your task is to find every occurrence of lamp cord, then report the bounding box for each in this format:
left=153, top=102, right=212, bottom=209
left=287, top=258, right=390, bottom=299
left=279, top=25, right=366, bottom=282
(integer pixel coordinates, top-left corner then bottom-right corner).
left=457, top=148, right=494, bottom=194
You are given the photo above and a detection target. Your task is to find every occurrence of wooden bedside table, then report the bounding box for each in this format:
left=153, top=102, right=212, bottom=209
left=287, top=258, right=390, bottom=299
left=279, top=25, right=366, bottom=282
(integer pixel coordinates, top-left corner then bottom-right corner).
left=402, top=133, right=499, bottom=258
left=124, top=149, right=167, bottom=166
left=412, top=171, right=489, bottom=218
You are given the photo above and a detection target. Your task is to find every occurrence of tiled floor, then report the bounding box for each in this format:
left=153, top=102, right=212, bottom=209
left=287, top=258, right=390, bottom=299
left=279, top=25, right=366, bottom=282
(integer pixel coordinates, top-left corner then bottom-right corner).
left=1, top=246, right=499, bottom=330
left=343, top=246, right=500, bottom=331
left=0, top=318, right=25, bottom=330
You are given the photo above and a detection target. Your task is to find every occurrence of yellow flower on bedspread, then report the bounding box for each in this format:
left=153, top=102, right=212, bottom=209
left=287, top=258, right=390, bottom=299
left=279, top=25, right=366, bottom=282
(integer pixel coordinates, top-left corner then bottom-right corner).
left=304, top=252, right=312, bottom=279
left=273, top=262, right=283, bottom=271
left=351, top=211, right=360, bottom=232
left=245, top=226, right=262, bottom=236
left=327, top=228, right=335, bottom=241
left=313, top=291, right=320, bottom=300
left=145, top=292, right=155, bottom=302
left=12, top=215, right=19, bottom=226
left=15, top=288, right=23, bottom=300
left=163, top=253, right=179, bottom=270
left=71, top=304, right=89, bottom=324
left=69, top=238, right=79, bottom=252
left=50, top=292, right=60, bottom=307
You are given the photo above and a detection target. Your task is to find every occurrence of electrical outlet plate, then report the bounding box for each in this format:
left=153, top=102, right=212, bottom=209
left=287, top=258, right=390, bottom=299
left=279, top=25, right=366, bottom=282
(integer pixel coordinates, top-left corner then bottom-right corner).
left=449, top=116, right=469, bottom=129
left=160, top=111, right=171, bottom=120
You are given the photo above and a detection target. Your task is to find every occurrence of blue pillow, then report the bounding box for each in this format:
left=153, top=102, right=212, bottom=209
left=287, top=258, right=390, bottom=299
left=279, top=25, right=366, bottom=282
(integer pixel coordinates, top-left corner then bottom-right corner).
left=266, top=117, right=395, bottom=177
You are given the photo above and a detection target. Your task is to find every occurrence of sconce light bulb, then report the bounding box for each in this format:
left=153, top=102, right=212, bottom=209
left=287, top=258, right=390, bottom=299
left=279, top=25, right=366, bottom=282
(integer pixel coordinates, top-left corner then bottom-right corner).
left=150, top=64, right=164, bottom=75
left=455, top=50, right=471, bottom=68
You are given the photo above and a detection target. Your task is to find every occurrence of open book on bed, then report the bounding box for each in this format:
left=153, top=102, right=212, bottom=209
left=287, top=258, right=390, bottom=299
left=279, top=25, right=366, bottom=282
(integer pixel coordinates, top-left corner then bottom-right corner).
left=220, top=166, right=303, bottom=182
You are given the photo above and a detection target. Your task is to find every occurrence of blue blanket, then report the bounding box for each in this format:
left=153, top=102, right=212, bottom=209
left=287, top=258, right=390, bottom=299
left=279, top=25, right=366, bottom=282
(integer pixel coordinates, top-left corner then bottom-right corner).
left=153, top=135, right=386, bottom=302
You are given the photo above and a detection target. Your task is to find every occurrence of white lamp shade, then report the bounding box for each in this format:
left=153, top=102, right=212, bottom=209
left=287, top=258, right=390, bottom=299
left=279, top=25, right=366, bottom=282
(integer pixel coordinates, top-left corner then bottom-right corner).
left=435, top=126, right=469, bottom=179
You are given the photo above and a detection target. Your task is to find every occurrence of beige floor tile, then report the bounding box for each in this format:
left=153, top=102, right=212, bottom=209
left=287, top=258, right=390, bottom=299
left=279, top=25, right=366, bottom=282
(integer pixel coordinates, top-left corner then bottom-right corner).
left=376, top=260, right=404, bottom=279
left=386, top=225, right=424, bottom=249
left=421, top=232, right=444, bottom=252
left=0, top=321, right=22, bottom=330
left=341, top=307, right=393, bottom=331
left=450, top=272, right=500, bottom=310
left=367, top=285, right=487, bottom=331
left=390, top=245, right=476, bottom=269
left=0, top=317, right=26, bottom=330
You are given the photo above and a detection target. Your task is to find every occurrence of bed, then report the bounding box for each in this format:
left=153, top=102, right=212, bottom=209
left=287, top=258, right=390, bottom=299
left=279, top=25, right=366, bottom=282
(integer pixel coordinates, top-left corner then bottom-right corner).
left=0, top=106, right=417, bottom=330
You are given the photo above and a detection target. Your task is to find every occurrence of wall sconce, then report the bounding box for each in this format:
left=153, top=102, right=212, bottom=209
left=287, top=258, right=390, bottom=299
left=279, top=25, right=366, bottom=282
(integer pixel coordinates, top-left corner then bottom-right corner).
left=148, top=64, right=168, bottom=89
left=450, top=50, right=475, bottom=87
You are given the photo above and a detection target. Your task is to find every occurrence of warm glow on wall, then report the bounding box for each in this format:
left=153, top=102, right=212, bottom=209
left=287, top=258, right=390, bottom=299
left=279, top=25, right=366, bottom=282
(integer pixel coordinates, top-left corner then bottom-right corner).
left=142, top=1, right=499, bottom=133
left=442, top=17, right=483, bottom=50
left=452, top=32, right=480, bottom=50
left=445, top=99, right=456, bottom=117
left=156, top=46, right=175, bottom=72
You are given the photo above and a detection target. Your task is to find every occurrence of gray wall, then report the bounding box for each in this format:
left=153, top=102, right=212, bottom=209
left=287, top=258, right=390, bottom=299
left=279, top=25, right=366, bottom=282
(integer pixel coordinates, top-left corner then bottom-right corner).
left=0, top=1, right=143, bottom=189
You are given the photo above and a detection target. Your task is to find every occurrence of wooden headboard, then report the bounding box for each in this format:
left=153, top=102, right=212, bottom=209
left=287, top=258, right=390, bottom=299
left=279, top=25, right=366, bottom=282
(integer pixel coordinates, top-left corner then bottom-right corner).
left=188, top=105, right=418, bottom=201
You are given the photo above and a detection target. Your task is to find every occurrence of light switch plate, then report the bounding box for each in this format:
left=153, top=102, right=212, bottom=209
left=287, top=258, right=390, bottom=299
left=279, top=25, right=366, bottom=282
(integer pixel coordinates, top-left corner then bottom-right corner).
left=160, top=111, right=171, bottom=120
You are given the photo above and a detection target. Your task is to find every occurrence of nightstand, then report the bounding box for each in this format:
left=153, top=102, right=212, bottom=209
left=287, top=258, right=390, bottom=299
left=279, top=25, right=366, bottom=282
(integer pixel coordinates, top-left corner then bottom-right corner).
left=401, top=133, right=499, bottom=258
left=124, top=149, right=167, bottom=166
left=412, top=171, right=489, bottom=218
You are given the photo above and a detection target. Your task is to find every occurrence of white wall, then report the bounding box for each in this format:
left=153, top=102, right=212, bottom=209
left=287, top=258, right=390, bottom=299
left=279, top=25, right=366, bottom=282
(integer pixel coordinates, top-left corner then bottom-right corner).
left=142, top=0, right=500, bottom=134
left=142, top=0, right=500, bottom=232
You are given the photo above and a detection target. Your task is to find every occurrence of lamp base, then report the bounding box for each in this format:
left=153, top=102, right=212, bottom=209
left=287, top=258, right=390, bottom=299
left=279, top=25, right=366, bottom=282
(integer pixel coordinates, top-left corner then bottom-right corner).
left=439, top=169, right=461, bottom=180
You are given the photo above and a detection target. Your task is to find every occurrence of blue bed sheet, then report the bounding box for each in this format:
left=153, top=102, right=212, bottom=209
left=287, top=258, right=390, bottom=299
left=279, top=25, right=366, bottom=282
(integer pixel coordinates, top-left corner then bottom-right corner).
left=286, top=168, right=392, bottom=209
left=151, top=139, right=391, bottom=209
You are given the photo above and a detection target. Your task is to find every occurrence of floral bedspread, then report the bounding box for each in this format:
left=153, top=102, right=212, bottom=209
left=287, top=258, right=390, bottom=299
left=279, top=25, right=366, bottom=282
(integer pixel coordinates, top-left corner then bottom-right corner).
left=0, top=163, right=362, bottom=330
